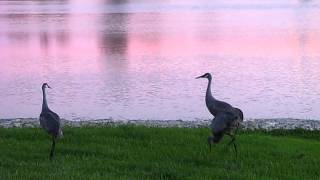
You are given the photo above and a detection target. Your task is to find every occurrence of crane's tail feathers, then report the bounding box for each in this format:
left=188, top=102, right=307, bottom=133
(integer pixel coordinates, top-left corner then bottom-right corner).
left=234, top=108, right=244, bottom=122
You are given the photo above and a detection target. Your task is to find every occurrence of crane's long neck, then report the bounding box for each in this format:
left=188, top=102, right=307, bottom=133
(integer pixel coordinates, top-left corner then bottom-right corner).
left=206, top=78, right=214, bottom=101
left=42, top=88, right=49, bottom=111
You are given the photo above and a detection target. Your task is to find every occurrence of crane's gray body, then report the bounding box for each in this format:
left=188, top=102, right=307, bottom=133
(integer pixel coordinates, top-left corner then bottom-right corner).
left=40, top=109, right=61, bottom=139
left=39, top=84, right=62, bottom=138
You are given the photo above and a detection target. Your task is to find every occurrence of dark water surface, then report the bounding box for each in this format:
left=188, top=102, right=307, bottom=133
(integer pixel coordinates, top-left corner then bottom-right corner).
left=1, top=0, right=320, bottom=120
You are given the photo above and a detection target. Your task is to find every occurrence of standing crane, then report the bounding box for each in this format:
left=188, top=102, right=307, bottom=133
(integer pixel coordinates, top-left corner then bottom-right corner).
left=196, top=73, right=243, bottom=155
left=39, top=83, right=62, bottom=159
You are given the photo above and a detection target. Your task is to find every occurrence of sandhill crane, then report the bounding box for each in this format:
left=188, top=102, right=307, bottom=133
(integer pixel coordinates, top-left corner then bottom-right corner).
left=196, top=73, right=243, bottom=155
left=39, top=83, right=62, bottom=159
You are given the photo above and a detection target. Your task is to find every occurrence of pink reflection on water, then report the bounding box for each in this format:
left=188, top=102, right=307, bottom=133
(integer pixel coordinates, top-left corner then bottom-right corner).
left=124, top=10, right=320, bottom=58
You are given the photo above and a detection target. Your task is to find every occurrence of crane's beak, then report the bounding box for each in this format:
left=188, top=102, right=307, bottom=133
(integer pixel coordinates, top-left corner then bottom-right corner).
left=196, top=75, right=205, bottom=79
left=47, top=85, right=52, bottom=89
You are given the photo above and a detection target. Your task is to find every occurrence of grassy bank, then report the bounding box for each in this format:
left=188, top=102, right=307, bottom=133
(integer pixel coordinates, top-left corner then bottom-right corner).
left=1, top=126, right=320, bottom=179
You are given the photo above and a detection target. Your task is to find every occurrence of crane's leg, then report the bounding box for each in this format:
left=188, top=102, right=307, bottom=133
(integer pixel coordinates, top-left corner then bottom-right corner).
left=207, top=136, right=213, bottom=152
left=50, top=136, right=56, bottom=159
left=226, top=133, right=237, bottom=157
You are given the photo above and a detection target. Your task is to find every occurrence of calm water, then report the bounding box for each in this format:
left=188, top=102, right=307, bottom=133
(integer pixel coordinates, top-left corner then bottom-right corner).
left=0, top=0, right=320, bottom=120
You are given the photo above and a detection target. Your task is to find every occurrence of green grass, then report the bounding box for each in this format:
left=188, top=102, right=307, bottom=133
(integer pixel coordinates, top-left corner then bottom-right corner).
left=1, top=126, right=320, bottom=179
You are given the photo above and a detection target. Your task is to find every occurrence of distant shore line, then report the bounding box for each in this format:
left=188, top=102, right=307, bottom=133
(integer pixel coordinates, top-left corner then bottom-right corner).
left=1, top=118, right=320, bottom=130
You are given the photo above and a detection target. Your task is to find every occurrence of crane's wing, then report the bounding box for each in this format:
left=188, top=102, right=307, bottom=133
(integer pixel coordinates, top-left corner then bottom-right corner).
left=211, top=112, right=236, bottom=133
left=39, top=110, right=61, bottom=137
left=48, top=110, right=60, bottom=121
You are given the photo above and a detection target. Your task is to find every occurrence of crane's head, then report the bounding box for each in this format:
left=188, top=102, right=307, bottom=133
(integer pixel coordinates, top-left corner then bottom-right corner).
left=42, top=83, right=51, bottom=89
left=196, top=73, right=212, bottom=80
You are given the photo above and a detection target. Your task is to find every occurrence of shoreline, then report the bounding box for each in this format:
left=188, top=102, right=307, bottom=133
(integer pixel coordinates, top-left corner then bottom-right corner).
left=1, top=118, right=320, bottom=130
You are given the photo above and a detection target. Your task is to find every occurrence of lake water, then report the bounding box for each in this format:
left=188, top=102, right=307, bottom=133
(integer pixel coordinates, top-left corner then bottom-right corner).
left=0, top=0, right=320, bottom=121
